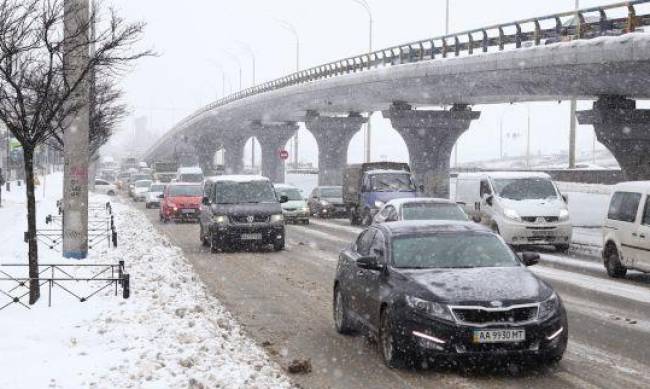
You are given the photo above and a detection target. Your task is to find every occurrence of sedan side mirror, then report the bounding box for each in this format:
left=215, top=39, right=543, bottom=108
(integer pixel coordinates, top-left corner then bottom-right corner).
left=472, top=215, right=482, bottom=223
left=521, top=252, right=540, bottom=267
left=279, top=195, right=289, bottom=203
left=356, top=255, right=382, bottom=271
left=562, top=194, right=569, bottom=204
left=485, top=195, right=494, bottom=207
left=202, top=196, right=210, bottom=206
left=158, top=194, right=164, bottom=199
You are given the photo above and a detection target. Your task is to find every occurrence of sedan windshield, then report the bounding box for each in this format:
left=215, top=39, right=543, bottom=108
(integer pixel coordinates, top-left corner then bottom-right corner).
left=169, top=185, right=202, bottom=197
left=149, top=184, right=165, bottom=192
left=392, top=233, right=520, bottom=269
left=135, top=180, right=152, bottom=188
left=493, top=178, right=558, bottom=201
left=276, top=188, right=303, bottom=201
left=402, top=203, right=468, bottom=221
left=321, top=187, right=342, bottom=198
left=371, top=173, right=415, bottom=192
left=215, top=181, right=277, bottom=204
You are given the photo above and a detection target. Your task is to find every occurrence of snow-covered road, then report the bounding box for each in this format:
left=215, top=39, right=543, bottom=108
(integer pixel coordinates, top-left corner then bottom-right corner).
left=0, top=174, right=291, bottom=389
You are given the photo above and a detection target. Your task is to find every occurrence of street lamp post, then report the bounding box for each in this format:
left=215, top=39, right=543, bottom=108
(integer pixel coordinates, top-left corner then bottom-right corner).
left=205, top=59, right=230, bottom=99
left=235, top=42, right=257, bottom=169
left=352, top=0, right=373, bottom=163
left=277, top=19, right=301, bottom=167
left=569, top=0, right=579, bottom=168
left=221, top=49, right=242, bottom=91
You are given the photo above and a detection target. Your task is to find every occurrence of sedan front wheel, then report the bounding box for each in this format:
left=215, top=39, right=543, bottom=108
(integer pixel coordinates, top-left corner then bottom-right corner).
left=333, top=287, right=355, bottom=335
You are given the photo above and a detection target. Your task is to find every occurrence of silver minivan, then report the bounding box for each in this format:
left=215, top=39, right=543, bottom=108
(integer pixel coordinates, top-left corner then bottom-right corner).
left=602, top=181, right=650, bottom=277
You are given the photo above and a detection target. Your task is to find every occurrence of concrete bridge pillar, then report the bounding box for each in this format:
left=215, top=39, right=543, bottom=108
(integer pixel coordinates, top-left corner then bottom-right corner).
left=254, top=122, right=299, bottom=183
left=223, top=134, right=248, bottom=175
left=578, top=96, right=650, bottom=181
left=383, top=103, right=480, bottom=198
left=305, top=113, right=367, bottom=186
left=194, top=134, right=221, bottom=175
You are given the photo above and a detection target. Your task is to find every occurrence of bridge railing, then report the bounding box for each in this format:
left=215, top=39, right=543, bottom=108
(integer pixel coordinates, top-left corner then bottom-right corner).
left=166, top=0, right=650, bottom=137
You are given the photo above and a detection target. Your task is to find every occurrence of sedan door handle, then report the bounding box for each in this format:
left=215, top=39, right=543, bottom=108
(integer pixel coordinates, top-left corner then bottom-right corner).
left=641, top=234, right=647, bottom=239
left=632, top=233, right=638, bottom=237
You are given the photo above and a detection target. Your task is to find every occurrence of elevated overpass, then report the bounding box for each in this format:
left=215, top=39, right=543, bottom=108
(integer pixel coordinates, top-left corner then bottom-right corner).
left=143, top=1, right=650, bottom=196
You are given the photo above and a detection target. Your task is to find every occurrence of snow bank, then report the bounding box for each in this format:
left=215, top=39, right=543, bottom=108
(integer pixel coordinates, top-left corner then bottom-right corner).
left=0, top=175, right=292, bottom=389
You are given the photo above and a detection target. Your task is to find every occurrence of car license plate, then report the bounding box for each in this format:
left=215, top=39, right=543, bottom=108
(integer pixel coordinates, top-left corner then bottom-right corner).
left=531, top=230, right=553, bottom=237
left=473, top=329, right=525, bottom=343
left=181, top=209, right=195, bottom=215
left=241, top=233, right=262, bottom=241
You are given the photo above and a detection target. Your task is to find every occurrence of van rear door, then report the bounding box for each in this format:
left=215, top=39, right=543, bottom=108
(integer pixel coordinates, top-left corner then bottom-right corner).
left=607, top=191, right=643, bottom=267
left=632, top=194, right=650, bottom=271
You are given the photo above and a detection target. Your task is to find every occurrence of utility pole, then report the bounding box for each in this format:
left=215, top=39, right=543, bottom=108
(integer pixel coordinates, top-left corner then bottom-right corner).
left=237, top=42, right=257, bottom=171
left=277, top=19, right=301, bottom=167
left=352, top=0, right=373, bottom=162
left=63, top=0, right=90, bottom=259
left=568, top=0, right=579, bottom=168
left=526, top=104, right=531, bottom=168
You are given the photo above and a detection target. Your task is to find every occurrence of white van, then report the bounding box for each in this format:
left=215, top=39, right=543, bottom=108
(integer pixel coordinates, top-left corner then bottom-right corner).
left=177, top=166, right=204, bottom=183
left=602, top=181, right=650, bottom=277
left=453, top=172, right=572, bottom=251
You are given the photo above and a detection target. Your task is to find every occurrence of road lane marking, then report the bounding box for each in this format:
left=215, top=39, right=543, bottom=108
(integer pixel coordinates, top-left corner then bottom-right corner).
left=308, top=218, right=363, bottom=234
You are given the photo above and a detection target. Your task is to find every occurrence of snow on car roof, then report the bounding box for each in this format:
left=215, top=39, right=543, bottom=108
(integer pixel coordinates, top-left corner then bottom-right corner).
left=612, top=181, right=650, bottom=192
left=385, top=197, right=455, bottom=207
left=457, top=171, right=551, bottom=180
left=378, top=220, right=491, bottom=236
left=365, top=169, right=410, bottom=175
left=273, top=183, right=300, bottom=190
left=177, top=167, right=203, bottom=174
left=213, top=175, right=269, bottom=183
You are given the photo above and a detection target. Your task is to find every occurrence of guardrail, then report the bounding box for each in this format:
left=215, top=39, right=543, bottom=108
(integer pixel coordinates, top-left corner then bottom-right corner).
left=157, top=0, right=650, bottom=141
left=0, top=261, right=130, bottom=310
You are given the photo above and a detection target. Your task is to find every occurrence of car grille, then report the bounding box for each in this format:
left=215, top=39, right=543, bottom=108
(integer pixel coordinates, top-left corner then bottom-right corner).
left=521, top=216, right=559, bottom=223
left=229, top=215, right=270, bottom=224
left=285, top=208, right=297, bottom=212
left=451, top=305, right=538, bottom=326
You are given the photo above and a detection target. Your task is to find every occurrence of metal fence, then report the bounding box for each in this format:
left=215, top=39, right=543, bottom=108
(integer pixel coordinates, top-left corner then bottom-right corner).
left=166, top=0, right=650, bottom=133
left=0, top=261, right=130, bottom=310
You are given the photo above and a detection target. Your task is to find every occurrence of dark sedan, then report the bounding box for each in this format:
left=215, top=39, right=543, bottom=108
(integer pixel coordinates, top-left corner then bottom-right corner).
left=333, top=221, right=568, bottom=368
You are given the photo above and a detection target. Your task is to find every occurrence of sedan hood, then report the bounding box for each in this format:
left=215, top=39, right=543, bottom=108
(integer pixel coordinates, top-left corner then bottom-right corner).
left=282, top=200, right=307, bottom=210
left=168, top=196, right=202, bottom=206
left=397, top=266, right=551, bottom=306
left=321, top=197, right=343, bottom=205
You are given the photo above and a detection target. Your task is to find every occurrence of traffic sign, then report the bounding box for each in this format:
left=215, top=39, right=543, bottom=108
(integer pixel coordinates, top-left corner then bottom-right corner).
left=279, top=149, right=289, bottom=160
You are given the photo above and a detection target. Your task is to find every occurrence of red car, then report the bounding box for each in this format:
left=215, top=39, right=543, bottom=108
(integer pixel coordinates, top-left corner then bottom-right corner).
left=159, top=183, right=203, bottom=223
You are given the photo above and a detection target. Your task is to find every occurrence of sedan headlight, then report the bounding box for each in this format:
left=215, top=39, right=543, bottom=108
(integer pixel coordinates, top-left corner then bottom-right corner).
left=405, top=296, right=453, bottom=322
left=302, top=207, right=310, bottom=213
left=559, top=209, right=570, bottom=221
left=320, top=200, right=329, bottom=206
left=503, top=208, right=522, bottom=222
left=270, top=214, right=284, bottom=223
left=538, top=293, right=560, bottom=321
left=212, top=215, right=228, bottom=224
left=374, top=200, right=385, bottom=209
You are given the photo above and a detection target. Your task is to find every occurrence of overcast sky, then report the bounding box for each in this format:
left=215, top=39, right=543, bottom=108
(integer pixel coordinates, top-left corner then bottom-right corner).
left=106, top=0, right=641, bottom=166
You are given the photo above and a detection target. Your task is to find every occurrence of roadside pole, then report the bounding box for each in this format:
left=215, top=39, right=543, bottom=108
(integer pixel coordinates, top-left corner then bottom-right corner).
left=62, top=0, right=90, bottom=259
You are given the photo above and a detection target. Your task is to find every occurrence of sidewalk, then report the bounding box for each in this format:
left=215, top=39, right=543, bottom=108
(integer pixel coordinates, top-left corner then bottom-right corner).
left=0, top=174, right=292, bottom=389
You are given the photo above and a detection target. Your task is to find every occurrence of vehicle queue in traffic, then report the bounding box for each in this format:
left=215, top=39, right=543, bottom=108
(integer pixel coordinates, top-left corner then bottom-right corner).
left=104, top=160, right=650, bottom=370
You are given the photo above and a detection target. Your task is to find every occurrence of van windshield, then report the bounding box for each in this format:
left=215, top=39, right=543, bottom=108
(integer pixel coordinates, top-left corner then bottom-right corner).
left=493, top=178, right=558, bottom=201
left=371, top=173, right=415, bottom=192
left=215, top=180, right=277, bottom=204
left=179, top=174, right=203, bottom=183
left=276, top=188, right=303, bottom=201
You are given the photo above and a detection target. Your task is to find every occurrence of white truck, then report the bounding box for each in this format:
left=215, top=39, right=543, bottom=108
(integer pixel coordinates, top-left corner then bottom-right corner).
left=453, top=172, right=572, bottom=252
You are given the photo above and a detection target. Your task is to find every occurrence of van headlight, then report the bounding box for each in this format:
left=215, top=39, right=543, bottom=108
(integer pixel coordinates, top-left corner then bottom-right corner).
left=212, top=215, right=228, bottom=224
left=320, top=200, right=329, bottom=206
left=374, top=200, right=385, bottom=209
left=559, top=209, right=570, bottom=221
left=538, top=293, right=560, bottom=321
left=503, top=208, right=522, bottom=222
left=405, top=296, right=453, bottom=322
left=270, top=214, right=284, bottom=223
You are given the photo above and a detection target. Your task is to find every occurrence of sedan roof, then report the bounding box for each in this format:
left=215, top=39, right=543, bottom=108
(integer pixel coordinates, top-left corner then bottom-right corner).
left=376, top=220, right=491, bottom=237
left=386, top=197, right=456, bottom=208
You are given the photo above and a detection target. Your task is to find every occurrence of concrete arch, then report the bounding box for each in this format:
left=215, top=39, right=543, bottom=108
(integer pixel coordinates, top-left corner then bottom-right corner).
left=346, top=116, right=409, bottom=165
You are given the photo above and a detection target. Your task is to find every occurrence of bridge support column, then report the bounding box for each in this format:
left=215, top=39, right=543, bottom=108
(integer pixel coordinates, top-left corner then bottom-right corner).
left=195, top=135, right=221, bottom=175
left=306, top=113, right=367, bottom=186
left=578, top=96, right=650, bottom=181
left=254, top=122, right=299, bottom=183
left=223, top=134, right=248, bottom=175
left=383, top=103, right=480, bottom=198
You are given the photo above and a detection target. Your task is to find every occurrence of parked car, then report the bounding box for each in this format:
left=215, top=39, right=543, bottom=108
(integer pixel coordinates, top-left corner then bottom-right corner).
left=199, top=175, right=288, bottom=252
left=159, top=183, right=203, bottom=223
left=176, top=166, right=204, bottom=183
left=333, top=221, right=568, bottom=368
left=308, top=186, right=346, bottom=218
left=453, top=172, right=572, bottom=252
left=94, top=179, right=117, bottom=196
left=373, top=198, right=468, bottom=224
left=343, top=162, right=418, bottom=226
left=602, top=181, right=650, bottom=277
left=132, top=179, right=153, bottom=202
left=274, top=184, right=310, bottom=224
left=145, top=183, right=166, bottom=209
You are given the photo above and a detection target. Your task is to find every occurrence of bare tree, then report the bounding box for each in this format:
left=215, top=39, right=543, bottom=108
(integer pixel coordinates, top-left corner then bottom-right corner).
left=0, top=0, right=150, bottom=304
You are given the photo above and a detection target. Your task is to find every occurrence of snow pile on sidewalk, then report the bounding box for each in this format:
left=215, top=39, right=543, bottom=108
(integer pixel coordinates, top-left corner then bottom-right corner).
left=0, top=187, right=292, bottom=388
